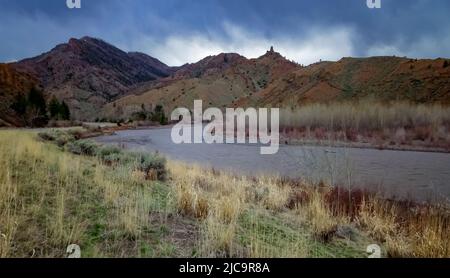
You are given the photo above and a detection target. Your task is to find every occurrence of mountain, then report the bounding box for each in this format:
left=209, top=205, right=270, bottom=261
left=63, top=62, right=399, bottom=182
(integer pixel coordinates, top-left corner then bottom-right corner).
left=102, top=47, right=300, bottom=120
left=11, top=36, right=173, bottom=120
left=173, top=53, right=247, bottom=79
left=104, top=53, right=450, bottom=120
left=0, top=63, right=40, bottom=126
left=237, top=56, right=450, bottom=107
left=2, top=37, right=449, bottom=126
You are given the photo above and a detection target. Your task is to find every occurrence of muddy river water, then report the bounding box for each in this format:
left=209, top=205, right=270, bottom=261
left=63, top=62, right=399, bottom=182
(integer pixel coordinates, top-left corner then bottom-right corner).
left=95, top=128, right=450, bottom=202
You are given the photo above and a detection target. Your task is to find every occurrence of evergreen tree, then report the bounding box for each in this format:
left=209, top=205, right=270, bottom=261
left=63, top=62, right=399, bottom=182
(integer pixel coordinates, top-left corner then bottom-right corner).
left=159, top=109, right=168, bottom=125
left=49, top=96, right=61, bottom=119
left=60, top=101, right=71, bottom=120
left=27, top=87, right=47, bottom=115
left=11, top=94, right=27, bottom=115
left=10, top=88, right=48, bottom=126
left=149, top=105, right=168, bottom=125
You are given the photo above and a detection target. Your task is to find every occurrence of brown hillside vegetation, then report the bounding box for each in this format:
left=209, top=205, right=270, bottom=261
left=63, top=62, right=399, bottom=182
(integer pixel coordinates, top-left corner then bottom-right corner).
left=0, top=64, right=40, bottom=126
left=11, top=37, right=173, bottom=120
left=2, top=37, right=449, bottom=124
left=241, top=57, right=450, bottom=108
left=105, top=55, right=450, bottom=121
left=102, top=48, right=299, bottom=120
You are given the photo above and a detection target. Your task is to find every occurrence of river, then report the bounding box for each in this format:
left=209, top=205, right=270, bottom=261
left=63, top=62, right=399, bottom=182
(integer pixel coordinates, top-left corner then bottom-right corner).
left=95, top=128, right=450, bottom=202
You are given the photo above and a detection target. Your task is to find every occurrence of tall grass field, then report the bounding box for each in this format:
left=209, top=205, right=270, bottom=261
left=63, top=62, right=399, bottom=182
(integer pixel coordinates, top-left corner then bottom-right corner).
left=0, top=130, right=449, bottom=258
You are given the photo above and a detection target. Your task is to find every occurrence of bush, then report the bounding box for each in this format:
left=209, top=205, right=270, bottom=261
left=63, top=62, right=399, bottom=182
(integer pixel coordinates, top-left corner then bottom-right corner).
left=134, top=153, right=166, bottom=181
left=96, top=145, right=122, bottom=160
left=68, top=129, right=84, bottom=140
left=97, top=149, right=167, bottom=180
left=55, top=133, right=76, bottom=147
left=38, top=130, right=76, bottom=147
left=100, top=153, right=124, bottom=165
left=39, top=128, right=167, bottom=180
left=82, top=123, right=102, bottom=133
left=38, top=131, right=56, bottom=142
left=66, top=140, right=99, bottom=156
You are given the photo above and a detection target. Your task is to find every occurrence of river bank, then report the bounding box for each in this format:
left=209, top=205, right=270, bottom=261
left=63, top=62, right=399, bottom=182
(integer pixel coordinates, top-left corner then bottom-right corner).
left=95, top=127, right=450, bottom=203
left=1, top=129, right=449, bottom=258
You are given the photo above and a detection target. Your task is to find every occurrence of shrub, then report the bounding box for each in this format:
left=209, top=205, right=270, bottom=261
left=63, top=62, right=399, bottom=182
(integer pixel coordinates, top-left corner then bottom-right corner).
left=55, top=133, right=76, bottom=147
left=135, top=153, right=167, bottom=181
left=38, top=130, right=75, bottom=147
left=82, top=123, right=102, bottom=133
left=96, top=145, right=121, bottom=161
left=38, top=131, right=56, bottom=141
left=66, top=140, right=99, bottom=156
left=68, top=129, right=84, bottom=140
left=101, top=153, right=124, bottom=165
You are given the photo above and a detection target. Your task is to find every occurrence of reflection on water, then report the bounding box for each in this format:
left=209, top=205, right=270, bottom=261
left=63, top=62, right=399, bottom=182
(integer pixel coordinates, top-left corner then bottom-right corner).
left=95, top=128, right=450, bottom=202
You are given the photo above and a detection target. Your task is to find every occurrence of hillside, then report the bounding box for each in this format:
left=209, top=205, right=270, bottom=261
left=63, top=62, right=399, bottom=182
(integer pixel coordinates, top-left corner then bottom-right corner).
left=102, top=47, right=300, bottom=120
left=11, top=37, right=173, bottom=120
left=104, top=53, right=450, bottom=121
left=2, top=37, right=449, bottom=125
left=0, top=63, right=40, bottom=126
left=237, top=56, right=450, bottom=108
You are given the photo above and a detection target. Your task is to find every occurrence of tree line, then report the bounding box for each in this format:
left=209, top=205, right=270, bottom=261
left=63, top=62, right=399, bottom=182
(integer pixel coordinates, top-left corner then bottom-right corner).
left=131, top=104, right=168, bottom=125
left=11, top=87, right=70, bottom=127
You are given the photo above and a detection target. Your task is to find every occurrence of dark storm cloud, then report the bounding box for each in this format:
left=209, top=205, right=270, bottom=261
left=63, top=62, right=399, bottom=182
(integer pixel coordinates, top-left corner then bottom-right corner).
left=0, top=0, right=449, bottom=65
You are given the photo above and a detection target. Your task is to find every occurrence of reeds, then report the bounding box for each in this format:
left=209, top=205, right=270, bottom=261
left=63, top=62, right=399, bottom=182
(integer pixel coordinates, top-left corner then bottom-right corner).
left=280, top=101, right=450, bottom=149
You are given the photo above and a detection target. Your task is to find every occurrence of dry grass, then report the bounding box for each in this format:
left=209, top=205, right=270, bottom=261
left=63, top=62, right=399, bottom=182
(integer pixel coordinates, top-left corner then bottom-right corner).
left=358, top=198, right=450, bottom=257
left=1, top=130, right=448, bottom=258
left=280, top=101, right=450, bottom=149
left=302, top=190, right=338, bottom=242
left=0, top=130, right=174, bottom=258
left=170, top=161, right=305, bottom=257
left=169, top=160, right=450, bottom=258
left=281, top=101, right=450, bottom=131
left=0, top=131, right=87, bottom=257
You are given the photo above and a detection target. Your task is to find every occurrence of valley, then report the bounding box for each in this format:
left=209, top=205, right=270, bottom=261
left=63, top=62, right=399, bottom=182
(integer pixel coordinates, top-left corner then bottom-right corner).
left=0, top=36, right=449, bottom=258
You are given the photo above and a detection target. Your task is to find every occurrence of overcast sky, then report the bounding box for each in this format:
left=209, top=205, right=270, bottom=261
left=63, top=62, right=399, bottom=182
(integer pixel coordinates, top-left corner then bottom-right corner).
left=0, top=0, right=449, bottom=66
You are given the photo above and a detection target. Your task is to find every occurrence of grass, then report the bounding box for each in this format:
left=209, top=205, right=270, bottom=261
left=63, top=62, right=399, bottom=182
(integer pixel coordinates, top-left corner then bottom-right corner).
left=170, top=161, right=450, bottom=258
left=1, top=129, right=449, bottom=258
left=0, top=130, right=174, bottom=258
left=280, top=101, right=450, bottom=150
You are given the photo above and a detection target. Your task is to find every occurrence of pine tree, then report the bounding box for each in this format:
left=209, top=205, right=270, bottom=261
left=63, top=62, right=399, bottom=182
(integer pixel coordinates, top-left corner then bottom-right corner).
left=11, top=94, right=27, bottom=115
left=27, top=87, right=47, bottom=115
left=49, top=96, right=61, bottom=119
left=60, top=101, right=71, bottom=120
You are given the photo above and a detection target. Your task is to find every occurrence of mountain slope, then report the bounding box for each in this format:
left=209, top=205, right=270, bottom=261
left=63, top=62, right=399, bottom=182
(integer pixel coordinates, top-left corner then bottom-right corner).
left=238, top=56, right=450, bottom=107
left=4, top=37, right=449, bottom=125
left=11, top=36, right=173, bottom=120
left=0, top=63, right=40, bottom=126
left=102, top=48, right=300, bottom=120
left=105, top=52, right=450, bottom=121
